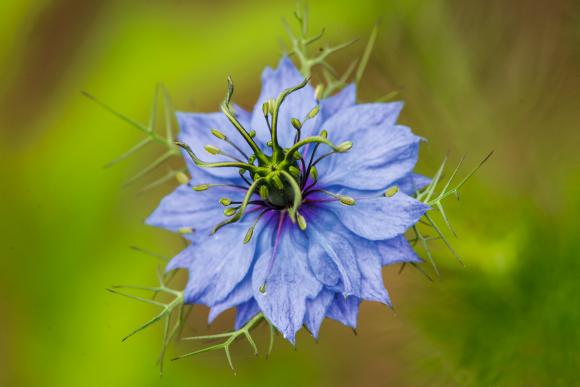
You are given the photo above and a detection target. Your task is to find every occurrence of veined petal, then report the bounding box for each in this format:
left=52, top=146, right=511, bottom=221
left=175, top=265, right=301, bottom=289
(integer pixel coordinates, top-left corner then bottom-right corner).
left=306, top=208, right=362, bottom=296
left=325, top=193, right=429, bottom=241
left=376, top=235, right=422, bottom=266
left=318, top=84, right=356, bottom=123
left=145, top=184, right=246, bottom=234
left=235, top=299, right=261, bottom=330
left=317, top=123, right=421, bottom=190
left=393, top=173, right=431, bottom=195
left=326, top=295, right=360, bottom=329
left=250, top=56, right=318, bottom=148
left=177, top=110, right=253, bottom=181
left=173, top=216, right=263, bottom=306
left=304, top=289, right=334, bottom=339
left=208, top=274, right=253, bottom=325
left=252, top=215, right=321, bottom=344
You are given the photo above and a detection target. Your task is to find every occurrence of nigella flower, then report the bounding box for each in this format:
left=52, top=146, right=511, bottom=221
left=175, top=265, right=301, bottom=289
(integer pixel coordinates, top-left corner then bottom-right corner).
left=146, top=57, right=430, bottom=343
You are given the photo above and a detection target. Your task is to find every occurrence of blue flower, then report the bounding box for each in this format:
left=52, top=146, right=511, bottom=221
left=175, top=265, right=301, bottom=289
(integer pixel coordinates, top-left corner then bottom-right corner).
left=146, top=57, right=429, bottom=343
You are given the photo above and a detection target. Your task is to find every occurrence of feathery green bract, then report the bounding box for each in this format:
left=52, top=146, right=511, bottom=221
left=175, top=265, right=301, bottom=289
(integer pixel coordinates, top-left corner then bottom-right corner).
left=411, top=152, right=493, bottom=274
left=83, top=84, right=184, bottom=190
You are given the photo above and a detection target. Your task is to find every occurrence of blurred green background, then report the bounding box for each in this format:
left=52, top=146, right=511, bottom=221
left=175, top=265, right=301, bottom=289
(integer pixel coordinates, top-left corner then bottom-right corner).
left=1, top=0, right=579, bottom=386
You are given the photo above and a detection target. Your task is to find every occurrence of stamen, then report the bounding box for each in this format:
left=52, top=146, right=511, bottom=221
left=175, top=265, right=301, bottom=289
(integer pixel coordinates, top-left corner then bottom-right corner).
left=297, top=212, right=307, bottom=231
left=243, top=208, right=272, bottom=244
left=306, top=105, right=320, bottom=119
left=176, top=142, right=259, bottom=173
left=190, top=183, right=248, bottom=191
left=212, top=177, right=265, bottom=234
left=306, top=189, right=356, bottom=206
left=384, top=186, right=399, bottom=197
left=219, top=198, right=232, bottom=206
left=223, top=207, right=237, bottom=216
left=211, top=128, right=250, bottom=160
left=175, top=171, right=190, bottom=185
left=281, top=136, right=351, bottom=165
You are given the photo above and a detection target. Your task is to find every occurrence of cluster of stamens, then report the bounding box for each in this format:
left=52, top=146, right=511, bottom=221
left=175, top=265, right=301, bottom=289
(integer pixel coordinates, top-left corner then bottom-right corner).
left=175, top=77, right=355, bottom=244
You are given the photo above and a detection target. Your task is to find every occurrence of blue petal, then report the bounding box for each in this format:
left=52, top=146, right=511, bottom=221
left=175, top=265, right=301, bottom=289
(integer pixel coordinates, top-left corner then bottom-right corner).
left=177, top=110, right=253, bottom=182
left=252, top=215, right=321, bottom=343
left=324, top=193, right=429, bottom=240
left=250, top=56, right=318, bottom=148
left=393, top=173, right=431, bottom=195
left=376, top=235, right=422, bottom=266
left=208, top=274, right=253, bottom=324
left=326, top=295, right=360, bottom=329
left=317, top=123, right=421, bottom=190
left=306, top=208, right=362, bottom=296
left=171, top=217, right=263, bottom=306
left=304, top=289, right=334, bottom=339
left=319, top=84, right=356, bottom=123
left=235, top=299, right=261, bottom=330
left=146, top=184, right=246, bottom=234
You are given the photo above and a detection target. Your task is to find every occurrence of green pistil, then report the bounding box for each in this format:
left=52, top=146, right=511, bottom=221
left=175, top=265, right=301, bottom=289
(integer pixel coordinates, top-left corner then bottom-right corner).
left=180, top=77, right=355, bottom=234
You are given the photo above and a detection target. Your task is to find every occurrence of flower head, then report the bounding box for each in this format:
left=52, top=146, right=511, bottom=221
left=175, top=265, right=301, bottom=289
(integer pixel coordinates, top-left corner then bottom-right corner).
left=147, top=57, right=429, bottom=343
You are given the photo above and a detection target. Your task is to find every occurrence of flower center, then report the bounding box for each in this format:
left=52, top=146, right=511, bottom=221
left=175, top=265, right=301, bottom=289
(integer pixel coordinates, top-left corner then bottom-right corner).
left=176, top=77, right=354, bottom=238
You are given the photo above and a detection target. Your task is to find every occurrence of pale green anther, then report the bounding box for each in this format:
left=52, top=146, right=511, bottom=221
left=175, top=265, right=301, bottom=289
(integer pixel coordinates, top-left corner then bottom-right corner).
left=307, top=105, right=320, bottom=119
left=175, top=171, right=189, bottom=185
left=310, top=166, right=318, bottom=180
left=249, top=130, right=256, bottom=138
left=266, top=140, right=273, bottom=147
left=337, top=141, right=353, bottom=152
left=192, top=184, right=209, bottom=191
left=248, top=154, right=256, bottom=164
left=293, top=151, right=302, bottom=160
left=297, top=213, right=307, bottom=231
left=320, top=129, right=328, bottom=138
left=178, top=227, right=193, bottom=234
left=314, top=84, right=324, bottom=101
left=339, top=195, right=356, bottom=206
left=224, top=207, right=237, bottom=217
left=289, top=165, right=301, bottom=177
left=243, top=226, right=254, bottom=244
left=220, top=198, right=232, bottom=206
left=204, top=145, right=220, bottom=155
left=211, top=129, right=227, bottom=140
left=262, top=101, right=269, bottom=116
left=291, top=118, right=302, bottom=130
left=384, top=185, right=399, bottom=197
left=272, top=174, right=284, bottom=190
left=259, top=284, right=266, bottom=294
left=268, top=99, right=276, bottom=114
left=259, top=185, right=269, bottom=200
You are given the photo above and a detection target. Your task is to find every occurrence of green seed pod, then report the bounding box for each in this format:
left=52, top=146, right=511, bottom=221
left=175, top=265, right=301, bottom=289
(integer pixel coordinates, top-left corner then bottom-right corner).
left=289, top=165, right=301, bottom=177
left=272, top=174, right=284, bottom=190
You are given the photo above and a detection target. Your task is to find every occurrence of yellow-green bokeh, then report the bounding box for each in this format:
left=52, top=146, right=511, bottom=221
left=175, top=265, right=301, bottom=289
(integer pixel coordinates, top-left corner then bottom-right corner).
left=1, top=1, right=579, bottom=386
